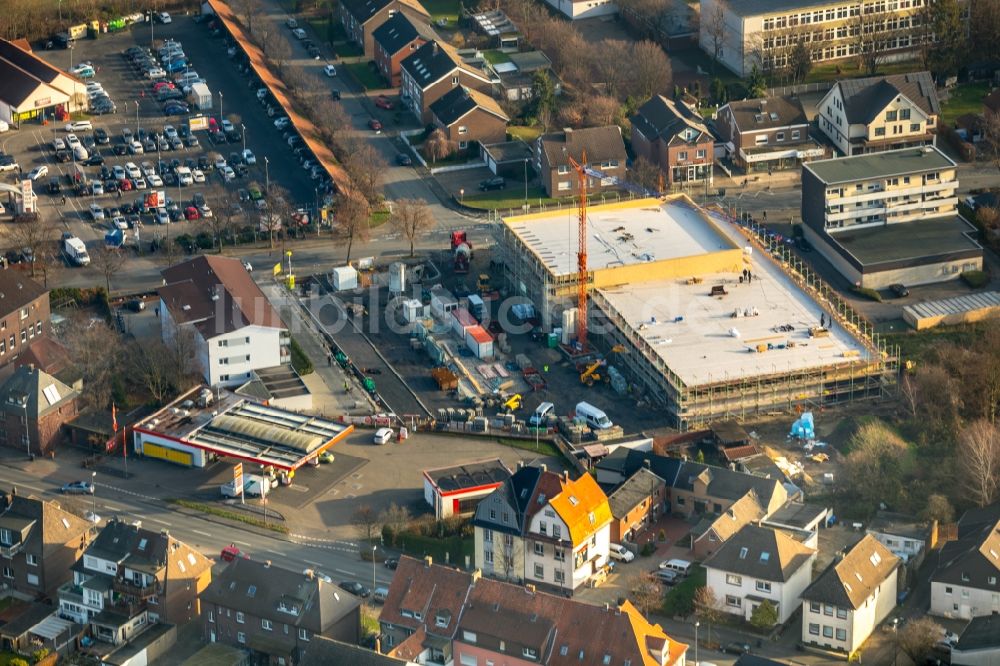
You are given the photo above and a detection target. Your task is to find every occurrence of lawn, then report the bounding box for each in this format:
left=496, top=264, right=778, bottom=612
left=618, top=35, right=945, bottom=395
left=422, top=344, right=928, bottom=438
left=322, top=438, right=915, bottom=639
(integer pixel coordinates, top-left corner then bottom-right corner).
left=422, top=0, right=462, bottom=27
left=396, top=532, right=473, bottom=564
left=508, top=125, right=543, bottom=143
left=307, top=18, right=337, bottom=45
left=370, top=210, right=391, bottom=227
left=344, top=62, right=384, bottom=90
left=803, top=58, right=920, bottom=84
left=484, top=50, right=512, bottom=65
left=496, top=436, right=561, bottom=458
left=940, top=82, right=990, bottom=125
left=673, top=49, right=741, bottom=86
left=660, top=563, right=706, bottom=617
left=885, top=322, right=991, bottom=363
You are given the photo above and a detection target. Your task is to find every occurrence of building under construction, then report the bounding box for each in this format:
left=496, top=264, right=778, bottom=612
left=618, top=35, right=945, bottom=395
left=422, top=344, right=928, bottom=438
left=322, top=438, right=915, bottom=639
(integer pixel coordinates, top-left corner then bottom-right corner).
left=495, top=196, right=896, bottom=429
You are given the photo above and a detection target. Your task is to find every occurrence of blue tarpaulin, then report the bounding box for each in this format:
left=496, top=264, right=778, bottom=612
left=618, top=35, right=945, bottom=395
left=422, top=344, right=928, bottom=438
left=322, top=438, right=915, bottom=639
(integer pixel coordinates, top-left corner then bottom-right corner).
left=789, top=411, right=815, bottom=439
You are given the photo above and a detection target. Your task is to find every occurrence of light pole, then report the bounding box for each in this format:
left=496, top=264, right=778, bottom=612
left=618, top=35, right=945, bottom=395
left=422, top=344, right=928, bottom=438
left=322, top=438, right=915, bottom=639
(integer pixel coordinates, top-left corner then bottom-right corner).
left=219, top=91, right=223, bottom=125
left=241, top=123, right=246, bottom=155
left=524, top=158, right=528, bottom=205
left=694, top=621, right=699, bottom=666
left=264, top=156, right=269, bottom=194
left=892, top=618, right=898, bottom=666
left=22, top=402, right=29, bottom=459
left=134, top=100, right=139, bottom=136
left=149, top=10, right=154, bottom=47
left=371, top=545, right=377, bottom=598
left=91, top=471, right=97, bottom=518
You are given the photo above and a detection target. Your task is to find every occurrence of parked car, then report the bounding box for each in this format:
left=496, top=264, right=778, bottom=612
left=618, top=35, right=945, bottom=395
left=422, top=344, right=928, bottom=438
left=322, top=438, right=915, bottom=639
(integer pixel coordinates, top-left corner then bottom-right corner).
left=65, top=119, right=93, bottom=132
left=27, top=165, right=49, bottom=181
left=368, top=118, right=382, bottom=133
left=374, top=95, right=393, bottom=110
left=331, top=89, right=341, bottom=100
left=323, top=64, right=337, bottom=77
left=373, top=427, right=394, bottom=444
left=889, top=283, right=909, bottom=298
left=722, top=642, right=752, bottom=655
left=220, top=544, right=248, bottom=562
left=395, top=153, right=412, bottom=166
left=61, top=481, right=95, bottom=494
left=384, top=558, right=399, bottom=570
left=479, top=176, right=505, bottom=191
left=338, top=581, right=370, bottom=598
left=609, top=543, right=634, bottom=562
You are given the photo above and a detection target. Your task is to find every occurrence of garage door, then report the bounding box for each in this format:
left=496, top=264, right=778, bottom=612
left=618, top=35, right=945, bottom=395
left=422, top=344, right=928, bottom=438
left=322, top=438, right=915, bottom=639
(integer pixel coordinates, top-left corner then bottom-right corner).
left=143, top=441, right=193, bottom=466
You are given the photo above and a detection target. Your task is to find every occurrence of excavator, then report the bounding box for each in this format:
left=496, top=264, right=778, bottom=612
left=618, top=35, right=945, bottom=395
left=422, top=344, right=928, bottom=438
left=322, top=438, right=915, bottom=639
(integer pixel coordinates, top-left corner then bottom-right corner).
left=502, top=394, right=523, bottom=412
left=578, top=360, right=608, bottom=387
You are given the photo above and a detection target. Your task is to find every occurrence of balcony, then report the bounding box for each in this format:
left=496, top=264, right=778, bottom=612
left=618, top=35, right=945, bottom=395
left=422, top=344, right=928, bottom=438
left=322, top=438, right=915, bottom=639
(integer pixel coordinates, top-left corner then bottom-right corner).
left=0, top=542, right=23, bottom=558
left=113, top=577, right=158, bottom=600
left=59, top=582, right=85, bottom=605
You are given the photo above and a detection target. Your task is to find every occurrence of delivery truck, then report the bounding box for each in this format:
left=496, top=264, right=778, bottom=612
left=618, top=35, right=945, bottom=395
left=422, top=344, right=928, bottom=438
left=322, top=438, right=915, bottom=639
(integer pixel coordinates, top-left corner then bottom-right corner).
left=189, top=82, right=212, bottom=110
left=62, top=233, right=90, bottom=266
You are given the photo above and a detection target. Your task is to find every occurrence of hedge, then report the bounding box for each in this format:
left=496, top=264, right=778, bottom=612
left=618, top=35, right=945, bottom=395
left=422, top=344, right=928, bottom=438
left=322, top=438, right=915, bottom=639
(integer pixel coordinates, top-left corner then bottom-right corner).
left=289, top=337, right=314, bottom=375
left=852, top=286, right=882, bottom=302
left=961, top=270, right=989, bottom=288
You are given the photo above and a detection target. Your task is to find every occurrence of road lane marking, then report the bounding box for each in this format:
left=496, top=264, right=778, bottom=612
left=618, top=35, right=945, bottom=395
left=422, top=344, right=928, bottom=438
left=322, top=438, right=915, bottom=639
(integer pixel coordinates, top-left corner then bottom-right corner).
left=192, top=529, right=212, bottom=537
left=334, top=568, right=354, bottom=576
left=234, top=540, right=251, bottom=547
left=304, top=559, right=323, bottom=567
left=147, top=517, right=171, bottom=526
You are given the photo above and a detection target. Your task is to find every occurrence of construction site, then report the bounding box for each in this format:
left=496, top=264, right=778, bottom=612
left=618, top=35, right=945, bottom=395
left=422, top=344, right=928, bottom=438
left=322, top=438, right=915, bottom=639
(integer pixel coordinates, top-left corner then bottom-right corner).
left=493, top=195, right=898, bottom=430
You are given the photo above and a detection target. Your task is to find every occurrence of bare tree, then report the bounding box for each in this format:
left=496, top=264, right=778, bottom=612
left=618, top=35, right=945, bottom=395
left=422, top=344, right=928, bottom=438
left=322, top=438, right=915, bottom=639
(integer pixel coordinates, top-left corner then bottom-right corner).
left=630, top=156, right=663, bottom=194
left=921, top=493, right=955, bottom=523
left=693, top=586, right=723, bottom=645
left=91, top=245, right=126, bottom=295
left=959, top=420, right=1000, bottom=507
left=839, top=420, right=910, bottom=512
left=706, top=3, right=727, bottom=71
left=61, top=317, right=120, bottom=410
left=389, top=199, right=434, bottom=257
left=166, top=325, right=203, bottom=390
left=351, top=504, right=380, bottom=543
left=897, top=617, right=945, bottom=663
left=379, top=502, right=411, bottom=546
left=496, top=535, right=519, bottom=580
left=984, top=112, right=1000, bottom=172
left=233, top=0, right=261, bottom=32
left=128, top=339, right=175, bottom=403
left=425, top=129, right=456, bottom=164
left=628, top=573, right=663, bottom=615
left=335, top=192, right=371, bottom=263
left=8, top=214, right=56, bottom=280
left=592, top=40, right=632, bottom=99
left=628, top=41, right=672, bottom=100
left=584, top=95, right=622, bottom=127
left=344, top=142, right=387, bottom=205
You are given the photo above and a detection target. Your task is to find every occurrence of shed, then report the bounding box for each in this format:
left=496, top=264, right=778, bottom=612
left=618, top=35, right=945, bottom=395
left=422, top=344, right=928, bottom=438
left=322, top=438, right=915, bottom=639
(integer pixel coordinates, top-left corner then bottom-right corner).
left=331, top=266, right=358, bottom=291
left=451, top=308, right=478, bottom=337
left=431, top=287, right=458, bottom=318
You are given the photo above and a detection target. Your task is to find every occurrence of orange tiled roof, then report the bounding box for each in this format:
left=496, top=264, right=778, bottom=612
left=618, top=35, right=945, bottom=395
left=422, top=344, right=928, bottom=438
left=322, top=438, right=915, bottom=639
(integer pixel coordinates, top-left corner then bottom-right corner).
left=548, top=472, right=613, bottom=543
left=619, top=600, right=688, bottom=666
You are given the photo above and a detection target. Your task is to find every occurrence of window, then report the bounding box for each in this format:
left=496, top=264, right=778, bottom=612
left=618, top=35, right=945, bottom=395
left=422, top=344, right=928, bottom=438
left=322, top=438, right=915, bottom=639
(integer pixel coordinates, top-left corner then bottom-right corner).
left=34, top=322, right=41, bottom=336
left=557, top=181, right=570, bottom=191
left=457, top=125, right=468, bottom=135
left=557, top=166, right=569, bottom=175
left=726, top=574, right=742, bottom=586
left=460, top=655, right=479, bottom=666
left=3, top=567, right=13, bottom=579
left=696, top=149, right=706, bottom=159
left=823, top=626, right=834, bottom=638
left=836, top=628, right=847, bottom=641
left=886, top=110, right=898, bottom=122
left=552, top=524, right=561, bottom=539
left=837, top=608, right=848, bottom=619
left=534, top=542, right=544, bottom=555
left=451, top=76, right=459, bottom=85
left=26, top=573, right=39, bottom=586
left=298, top=628, right=309, bottom=641
left=875, top=127, right=886, bottom=136
left=19, top=330, right=25, bottom=343
left=900, top=108, right=911, bottom=120
left=262, top=619, right=272, bottom=631
left=725, top=595, right=742, bottom=608
left=539, top=521, right=547, bottom=535
left=910, top=123, right=921, bottom=132
left=809, top=623, right=820, bottom=635
left=523, top=648, right=538, bottom=659
left=792, top=130, right=801, bottom=140
left=237, top=632, right=246, bottom=644
left=810, top=601, right=820, bottom=613
left=776, top=132, right=785, bottom=141
left=756, top=580, right=772, bottom=593
left=554, top=570, right=565, bottom=583
left=755, top=135, right=768, bottom=145
left=26, top=554, right=38, bottom=567
left=824, top=605, right=833, bottom=616
left=554, top=547, right=565, bottom=562
left=484, top=529, right=493, bottom=543
left=534, top=564, right=544, bottom=579
left=236, top=612, right=244, bottom=624
left=463, top=631, right=477, bottom=643
left=678, top=151, right=687, bottom=160
left=484, top=550, right=494, bottom=564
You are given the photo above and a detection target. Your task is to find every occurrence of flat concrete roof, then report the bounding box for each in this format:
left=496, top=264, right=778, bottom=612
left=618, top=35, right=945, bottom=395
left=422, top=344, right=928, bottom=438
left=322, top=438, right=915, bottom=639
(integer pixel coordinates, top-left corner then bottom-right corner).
left=504, top=197, right=736, bottom=278
left=594, top=219, right=871, bottom=387
left=829, top=215, right=981, bottom=267
left=805, top=146, right=955, bottom=184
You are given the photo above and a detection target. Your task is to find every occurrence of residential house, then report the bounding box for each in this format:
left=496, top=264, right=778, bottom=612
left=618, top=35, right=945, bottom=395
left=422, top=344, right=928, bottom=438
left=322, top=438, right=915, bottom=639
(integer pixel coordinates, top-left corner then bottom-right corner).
left=930, top=508, right=1000, bottom=619
left=472, top=464, right=613, bottom=595
left=0, top=489, right=92, bottom=600
left=372, top=12, right=435, bottom=88
left=430, top=86, right=509, bottom=154
left=400, top=41, right=492, bottom=124
left=817, top=72, right=940, bottom=156
left=339, top=0, right=430, bottom=59
left=0, top=364, right=79, bottom=457
left=800, top=535, right=900, bottom=655
left=158, top=256, right=289, bottom=388
left=951, top=613, right=1000, bottom=666
left=0, top=601, right=62, bottom=654
left=630, top=95, right=714, bottom=187
left=381, top=555, right=688, bottom=666
left=487, top=51, right=559, bottom=102
left=691, top=490, right=765, bottom=560
left=801, top=146, right=982, bottom=289
left=535, top=126, right=628, bottom=197
left=716, top=96, right=826, bottom=172
left=704, top=524, right=816, bottom=625
left=0, top=271, right=49, bottom=369
left=201, top=558, right=360, bottom=664
left=58, top=518, right=212, bottom=646
left=866, top=511, right=932, bottom=564
left=541, top=0, right=617, bottom=20
left=607, top=466, right=666, bottom=544
left=698, top=0, right=937, bottom=77
left=300, top=635, right=414, bottom=665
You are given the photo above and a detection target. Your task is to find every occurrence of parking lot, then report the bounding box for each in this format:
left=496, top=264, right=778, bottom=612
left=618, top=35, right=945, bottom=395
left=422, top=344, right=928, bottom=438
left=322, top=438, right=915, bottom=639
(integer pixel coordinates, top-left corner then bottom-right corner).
left=1, top=14, right=328, bottom=257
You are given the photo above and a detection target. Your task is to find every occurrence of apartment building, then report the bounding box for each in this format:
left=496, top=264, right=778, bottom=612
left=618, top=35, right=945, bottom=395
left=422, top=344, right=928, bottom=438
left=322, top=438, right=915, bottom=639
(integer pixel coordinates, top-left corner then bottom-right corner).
left=817, top=72, right=940, bottom=156
left=535, top=126, right=628, bottom=196
left=158, top=256, right=290, bottom=387
left=930, top=508, right=1000, bottom=620
left=0, top=271, right=49, bottom=369
left=716, top=95, right=827, bottom=171
left=399, top=41, right=492, bottom=124
left=699, top=0, right=938, bottom=77
left=0, top=364, right=79, bottom=457
left=801, top=146, right=983, bottom=288
left=472, top=464, right=613, bottom=595
left=339, top=0, right=430, bottom=59
left=58, top=519, right=212, bottom=647
left=630, top=95, right=714, bottom=187
left=800, top=535, right=900, bottom=656
left=201, top=558, right=361, bottom=664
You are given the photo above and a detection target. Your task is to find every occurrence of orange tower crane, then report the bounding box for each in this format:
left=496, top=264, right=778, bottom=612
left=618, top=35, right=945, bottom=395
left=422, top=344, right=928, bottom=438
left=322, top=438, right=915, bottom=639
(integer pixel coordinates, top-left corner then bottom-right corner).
left=567, top=150, right=589, bottom=351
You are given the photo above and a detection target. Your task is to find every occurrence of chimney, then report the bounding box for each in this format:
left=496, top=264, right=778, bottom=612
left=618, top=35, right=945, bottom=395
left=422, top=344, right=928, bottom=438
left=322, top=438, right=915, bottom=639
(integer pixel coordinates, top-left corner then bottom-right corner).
left=264, top=560, right=272, bottom=568
left=306, top=569, right=315, bottom=580
left=604, top=602, right=610, bottom=611
left=643, top=459, right=651, bottom=469
left=517, top=460, right=524, bottom=470
left=471, top=569, right=482, bottom=582
left=424, top=555, right=433, bottom=568
left=160, top=528, right=169, bottom=537
left=375, top=637, right=382, bottom=654
left=432, top=42, right=438, bottom=56
left=525, top=584, right=536, bottom=594
left=540, top=464, right=547, bottom=474
left=562, top=470, right=569, bottom=482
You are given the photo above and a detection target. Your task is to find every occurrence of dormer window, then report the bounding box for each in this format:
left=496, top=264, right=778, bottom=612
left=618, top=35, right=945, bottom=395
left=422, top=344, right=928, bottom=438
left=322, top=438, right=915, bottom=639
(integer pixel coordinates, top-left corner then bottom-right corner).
left=739, top=547, right=749, bottom=559
left=463, top=630, right=477, bottom=643
left=759, top=552, right=770, bottom=562
left=523, top=647, right=538, bottom=659
left=435, top=611, right=451, bottom=628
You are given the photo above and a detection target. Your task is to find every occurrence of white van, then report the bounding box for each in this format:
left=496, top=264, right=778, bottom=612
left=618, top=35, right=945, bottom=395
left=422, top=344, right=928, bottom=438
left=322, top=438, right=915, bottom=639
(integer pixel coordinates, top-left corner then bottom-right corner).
left=658, top=558, right=693, bottom=576
left=609, top=543, right=634, bottom=562
left=373, top=586, right=389, bottom=603
left=529, top=401, right=554, bottom=427
left=575, top=401, right=613, bottom=430
left=73, top=145, right=89, bottom=161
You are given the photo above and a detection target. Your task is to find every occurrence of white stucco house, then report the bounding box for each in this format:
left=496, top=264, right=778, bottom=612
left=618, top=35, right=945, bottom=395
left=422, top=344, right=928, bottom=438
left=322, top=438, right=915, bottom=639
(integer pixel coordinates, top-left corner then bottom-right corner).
left=158, top=255, right=289, bottom=387
left=704, top=524, right=816, bottom=625
left=930, top=507, right=1000, bottom=620
left=800, top=534, right=900, bottom=656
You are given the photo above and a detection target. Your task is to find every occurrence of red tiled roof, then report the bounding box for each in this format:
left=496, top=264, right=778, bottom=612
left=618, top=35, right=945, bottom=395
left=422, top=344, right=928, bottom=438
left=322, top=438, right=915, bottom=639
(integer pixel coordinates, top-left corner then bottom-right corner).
left=722, top=444, right=761, bottom=462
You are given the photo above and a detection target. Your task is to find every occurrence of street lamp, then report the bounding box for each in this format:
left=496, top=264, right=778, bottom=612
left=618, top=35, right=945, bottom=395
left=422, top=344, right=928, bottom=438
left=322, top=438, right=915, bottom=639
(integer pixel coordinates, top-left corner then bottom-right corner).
left=892, top=618, right=899, bottom=666
left=91, top=471, right=97, bottom=518
left=22, top=401, right=29, bottom=460
left=459, top=188, right=465, bottom=204
left=149, top=10, right=154, bottom=47
left=135, top=100, right=139, bottom=135
left=371, top=545, right=377, bottom=599
left=694, top=621, right=699, bottom=666
left=264, top=156, right=269, bottom=194
left=219, top=91, right=223, bottom=125
left=241, top=123, right=246, bottom=154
